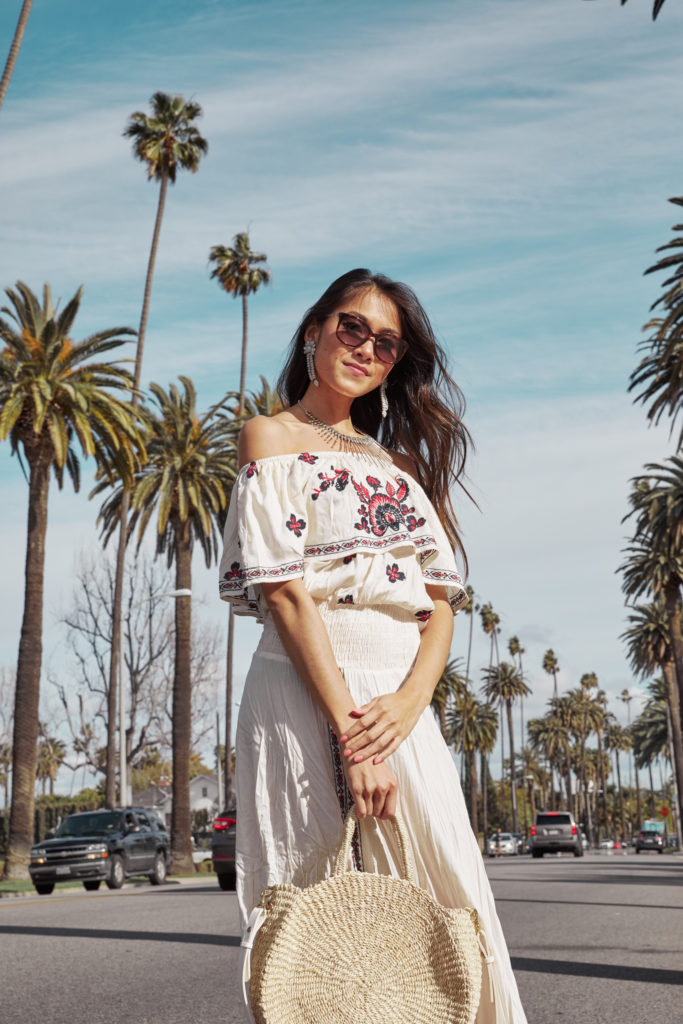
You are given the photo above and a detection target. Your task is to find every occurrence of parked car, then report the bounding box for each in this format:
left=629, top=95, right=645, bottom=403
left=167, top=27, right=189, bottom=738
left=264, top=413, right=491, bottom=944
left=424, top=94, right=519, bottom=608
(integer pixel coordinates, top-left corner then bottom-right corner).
left=29, top=807, right=170, bottom=895
left=634, top=829, right=665, bottom=854
left=211, top=808, right=236, bottom=889
left=510, top=832, right=524, bottom=854
left=599, top=838, right=615, bottom=850
left=486, top=831, right=517, bottom=856
left=530, top=810, right=583, bottom=858
left=580, top=832, right=589, bottom=850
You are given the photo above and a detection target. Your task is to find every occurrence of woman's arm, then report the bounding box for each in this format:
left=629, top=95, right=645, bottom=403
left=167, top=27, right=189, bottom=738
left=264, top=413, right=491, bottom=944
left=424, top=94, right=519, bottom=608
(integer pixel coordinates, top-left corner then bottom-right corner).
left=339, top=584, right=453, bottom=765
left=260, top=578, right=398, bottom=819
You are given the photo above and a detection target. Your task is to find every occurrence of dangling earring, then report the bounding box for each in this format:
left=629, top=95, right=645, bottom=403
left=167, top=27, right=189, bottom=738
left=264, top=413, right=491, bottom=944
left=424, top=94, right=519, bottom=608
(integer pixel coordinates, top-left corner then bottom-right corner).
left=304, top=337, right=319, bottom=387
left=380, top=380, right=388, bottom=420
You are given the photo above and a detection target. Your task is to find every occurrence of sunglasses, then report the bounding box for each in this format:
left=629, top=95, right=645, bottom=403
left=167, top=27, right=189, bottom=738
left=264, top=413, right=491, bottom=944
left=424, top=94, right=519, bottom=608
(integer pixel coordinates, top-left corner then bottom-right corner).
left=329, top=312, right=408, bottom=365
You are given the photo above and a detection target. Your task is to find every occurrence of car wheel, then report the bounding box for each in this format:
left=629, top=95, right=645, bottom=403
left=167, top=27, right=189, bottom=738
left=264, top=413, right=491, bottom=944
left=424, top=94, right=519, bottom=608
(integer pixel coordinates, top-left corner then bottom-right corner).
left=83, top=880, right=101, bottom=891
left=658, top=847, right=663, bottom=854
left=635, top=848, right=641, bottom=854
left=34, top=882, right=54, bottom=895
left=106, top=854, right=125, bottom=889
left=217, top=871, right=236, bottom=891
left=532, top=850, right=543, bottom=859
left=574, top=847, right=583, bottom=858
left=149, top=852, right=167, bottom=885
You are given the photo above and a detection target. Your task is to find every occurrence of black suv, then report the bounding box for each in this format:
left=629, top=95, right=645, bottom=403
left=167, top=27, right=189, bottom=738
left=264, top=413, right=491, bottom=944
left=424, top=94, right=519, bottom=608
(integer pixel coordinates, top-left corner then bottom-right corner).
left=29, top=807, right=170, bottom=895
left=531, top=810, right=583, bottom=858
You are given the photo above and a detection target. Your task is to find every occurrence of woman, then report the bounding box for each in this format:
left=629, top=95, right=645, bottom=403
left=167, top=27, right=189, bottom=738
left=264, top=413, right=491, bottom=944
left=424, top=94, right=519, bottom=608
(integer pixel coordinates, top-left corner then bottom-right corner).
left=219, top=269, right=527, bottom=1023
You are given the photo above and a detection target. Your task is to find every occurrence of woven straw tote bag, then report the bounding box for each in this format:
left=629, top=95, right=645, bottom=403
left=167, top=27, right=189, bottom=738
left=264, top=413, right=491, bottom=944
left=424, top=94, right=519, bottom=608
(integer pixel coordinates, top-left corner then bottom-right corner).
left=239, top=809, right=486, bottom=1024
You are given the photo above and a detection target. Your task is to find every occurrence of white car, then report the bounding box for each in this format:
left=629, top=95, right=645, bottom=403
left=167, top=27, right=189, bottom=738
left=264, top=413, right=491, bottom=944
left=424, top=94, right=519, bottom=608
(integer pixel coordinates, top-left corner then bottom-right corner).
left=487, top=832, right=518, bottom=856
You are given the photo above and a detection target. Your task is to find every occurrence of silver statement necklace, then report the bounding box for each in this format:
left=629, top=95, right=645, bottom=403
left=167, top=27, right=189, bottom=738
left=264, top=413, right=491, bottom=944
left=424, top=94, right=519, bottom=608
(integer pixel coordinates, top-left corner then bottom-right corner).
left=297, top=400, right=390, bottom=463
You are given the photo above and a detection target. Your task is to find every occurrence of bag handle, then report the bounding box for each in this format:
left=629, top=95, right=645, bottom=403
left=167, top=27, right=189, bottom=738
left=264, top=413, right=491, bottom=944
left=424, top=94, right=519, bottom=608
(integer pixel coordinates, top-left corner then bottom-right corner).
left=332, top=808, right=416, bottom=883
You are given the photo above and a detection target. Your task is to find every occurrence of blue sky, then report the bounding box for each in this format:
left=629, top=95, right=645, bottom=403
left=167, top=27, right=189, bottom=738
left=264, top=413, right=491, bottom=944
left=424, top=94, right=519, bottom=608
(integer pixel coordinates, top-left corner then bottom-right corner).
left=1, top=0, right=681, bottom=787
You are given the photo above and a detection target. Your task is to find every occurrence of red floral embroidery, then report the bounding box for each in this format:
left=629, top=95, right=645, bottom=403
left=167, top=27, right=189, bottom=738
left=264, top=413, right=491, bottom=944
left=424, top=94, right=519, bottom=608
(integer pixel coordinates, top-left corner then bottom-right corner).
left=245, top=461, right=258, bottom=478
left=406, top=513, right=426, bottom=532
left=352, top=475, right=425, bottom=537
left=415, top=609, right=433, bottom=622
left=386, top=562, right=406, bottom=583
left=337, top=594, right=354, bottom=604
left=223, top=561, right=243, bottom=581
left=298, top=452, right=318, bottom=464
left=285, top=514, right=306, bottom=537
left=312, top=468, right=351, bottom=501
left=342, top=554, right=357, bottom=564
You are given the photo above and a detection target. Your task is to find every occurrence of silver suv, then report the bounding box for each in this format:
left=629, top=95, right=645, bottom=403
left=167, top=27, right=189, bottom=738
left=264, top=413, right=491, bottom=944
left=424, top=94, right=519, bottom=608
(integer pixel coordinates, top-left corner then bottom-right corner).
left=531, top=811, right=583, bottom=858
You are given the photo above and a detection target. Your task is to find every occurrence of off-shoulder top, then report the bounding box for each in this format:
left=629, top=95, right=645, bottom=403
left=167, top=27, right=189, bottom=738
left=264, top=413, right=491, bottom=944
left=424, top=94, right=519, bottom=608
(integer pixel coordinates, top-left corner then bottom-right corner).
left=218, top=451, right=467, bottom=628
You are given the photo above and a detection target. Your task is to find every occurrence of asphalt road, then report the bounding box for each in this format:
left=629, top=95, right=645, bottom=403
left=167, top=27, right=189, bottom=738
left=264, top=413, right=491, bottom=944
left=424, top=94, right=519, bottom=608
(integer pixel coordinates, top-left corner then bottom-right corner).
left=1, top=852, right=681, bottom=1024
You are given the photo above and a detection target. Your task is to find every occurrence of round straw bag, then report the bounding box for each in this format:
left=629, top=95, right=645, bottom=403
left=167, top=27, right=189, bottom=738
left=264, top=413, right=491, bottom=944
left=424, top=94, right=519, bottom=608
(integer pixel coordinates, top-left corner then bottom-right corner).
left=241, top=809, right=483, bottom=1024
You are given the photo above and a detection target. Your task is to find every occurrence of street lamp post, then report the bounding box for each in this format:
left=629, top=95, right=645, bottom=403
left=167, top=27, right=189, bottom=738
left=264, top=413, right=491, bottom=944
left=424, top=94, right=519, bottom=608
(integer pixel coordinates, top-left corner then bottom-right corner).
left=119, top=588, right=192, bottom=807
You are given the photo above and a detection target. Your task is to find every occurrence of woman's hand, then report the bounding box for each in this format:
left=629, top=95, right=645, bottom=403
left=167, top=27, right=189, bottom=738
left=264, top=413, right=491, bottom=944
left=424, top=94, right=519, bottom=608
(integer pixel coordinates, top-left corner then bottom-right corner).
left=343, top=758, right=398, bottom=819
left=339, top=691, right=426, bottom=766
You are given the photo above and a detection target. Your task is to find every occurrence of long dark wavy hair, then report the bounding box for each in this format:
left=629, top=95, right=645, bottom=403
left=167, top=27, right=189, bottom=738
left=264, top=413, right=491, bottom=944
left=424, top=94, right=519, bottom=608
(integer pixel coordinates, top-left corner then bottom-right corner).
left=277, top=269, right=473, bottom=567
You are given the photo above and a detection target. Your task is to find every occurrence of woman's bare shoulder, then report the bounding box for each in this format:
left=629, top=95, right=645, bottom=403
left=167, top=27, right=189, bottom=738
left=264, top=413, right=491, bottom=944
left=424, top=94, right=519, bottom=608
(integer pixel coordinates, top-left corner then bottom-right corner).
left=238, top=410, right=303, bottom=467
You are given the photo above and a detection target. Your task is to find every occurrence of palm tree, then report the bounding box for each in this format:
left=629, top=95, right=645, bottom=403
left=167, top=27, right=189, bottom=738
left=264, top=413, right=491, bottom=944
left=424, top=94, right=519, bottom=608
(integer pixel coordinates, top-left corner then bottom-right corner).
left=622, top=462, right=683, bottom=714
left=542, top=649, right=560, bottom=700
left=95, top=377, right=236, bottom=871
left=621, top=599, right=683, bottom=846
left=0, top=0, right=34, bottom=114
left=103, top=93, right=209, bottom=808
left=482, top=661, right=530, bottom=832
left=431, top=659, right=468, bottom=742
left=208, top=232, right=270, bottom=806
left=606, top=720, right=630, bottom=843
left=508, top=635, right=527, bottom=806
left=448, top=693, right=498, bottom=839
left=528, top=713, right=568, bottom=812
left=548, top=695, right=575, bottom=812
left=35, top=730, right=66, bottom=797
left=567, top=685, right=603, bottom=846
left=0, top=282, right=143, bottom=879
left=209, top=233, right=271, bottom=419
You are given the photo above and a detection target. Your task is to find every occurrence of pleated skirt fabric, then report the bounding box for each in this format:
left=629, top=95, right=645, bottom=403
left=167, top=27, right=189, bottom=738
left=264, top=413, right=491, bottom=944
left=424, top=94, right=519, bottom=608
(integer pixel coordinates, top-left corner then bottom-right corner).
left=235, top=603, right=527, bottom=1024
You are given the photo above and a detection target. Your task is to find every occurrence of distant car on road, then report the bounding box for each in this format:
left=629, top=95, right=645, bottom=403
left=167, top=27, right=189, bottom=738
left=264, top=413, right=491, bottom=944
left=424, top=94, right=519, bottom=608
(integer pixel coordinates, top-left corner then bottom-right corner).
left=29, top=807, right=170, bottom=894
left=211, top=808, right=236, bottom=889
left=531, top=811, right=583, bottom=858
left=486, top=832, right=518, bottom=856
left=599, top=838, right=615, bottom=850
left=635, top=828, right=665, bottom=854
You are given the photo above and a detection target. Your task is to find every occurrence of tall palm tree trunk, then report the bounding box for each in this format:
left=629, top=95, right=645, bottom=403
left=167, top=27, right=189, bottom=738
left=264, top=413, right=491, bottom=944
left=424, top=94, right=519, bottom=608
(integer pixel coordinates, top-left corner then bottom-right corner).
left=663, top=662, right=683, bottom=841
left=106, top=171, right=169, bottom=807
left=634, top=762, right=642, bottom=827
left=506, top=700, right=517, bottom=832
left=170, top=523, right=193, bottom=873
left=3, top=450, right=50, bottom=878
left=597, top=730, right=608, bottom=844
left=466, top=611, right=474, bottom=683
left=0, top=0, right=34, bottom=113
left=469, top=748, right=479, bottom=840
left=615, top=749, right=626, bottom=842
left=647, top=762, right=656, bottom=818
left=664, top=578, right=683, bottom=724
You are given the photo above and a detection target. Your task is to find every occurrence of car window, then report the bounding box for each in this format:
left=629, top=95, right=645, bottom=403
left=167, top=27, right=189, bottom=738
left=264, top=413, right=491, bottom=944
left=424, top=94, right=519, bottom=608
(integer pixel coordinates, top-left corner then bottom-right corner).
left=136, top=812, right=151, bottom=831
left=536, top=813, right=572, bottom=826
left=55, top=812, right=122, bottom=837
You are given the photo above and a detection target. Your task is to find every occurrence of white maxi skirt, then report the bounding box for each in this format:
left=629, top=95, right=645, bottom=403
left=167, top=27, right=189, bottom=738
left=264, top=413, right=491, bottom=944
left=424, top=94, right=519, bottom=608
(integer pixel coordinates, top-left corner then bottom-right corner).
left=235, top=603, right=527, bottom=1024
